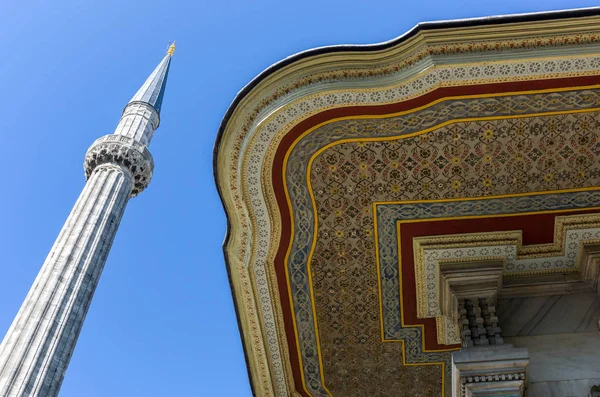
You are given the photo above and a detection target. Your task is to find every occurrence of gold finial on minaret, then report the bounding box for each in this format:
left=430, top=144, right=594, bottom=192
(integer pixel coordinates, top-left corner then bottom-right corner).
left=167, top=42, right=176, bottom=56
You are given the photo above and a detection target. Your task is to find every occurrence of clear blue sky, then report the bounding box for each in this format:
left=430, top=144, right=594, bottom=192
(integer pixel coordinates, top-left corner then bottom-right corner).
left=0, top=0, right=597, bottom=396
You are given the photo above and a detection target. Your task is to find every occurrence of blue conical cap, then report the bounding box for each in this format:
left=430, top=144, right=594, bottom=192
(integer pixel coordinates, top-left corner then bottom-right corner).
left=128, top=48, right=173, bottom=114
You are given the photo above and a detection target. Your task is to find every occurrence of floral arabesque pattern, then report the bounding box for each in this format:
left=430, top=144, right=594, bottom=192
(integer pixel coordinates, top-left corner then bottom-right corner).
left=286, top=90, right=600, bottom=396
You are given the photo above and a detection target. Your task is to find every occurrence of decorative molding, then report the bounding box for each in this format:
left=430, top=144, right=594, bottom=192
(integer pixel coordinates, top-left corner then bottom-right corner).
left=452, top=345, right=529, bottom=397
left=499, top=272, right=591, bottom=298
left=293, top=100, right=600, bottom=392
left=440, top=260, right=504, bottom=328
left=215, top=14, right=600, bottom=396
left=374, top=191, right=600, bottom=348
left=414, top=214, right=600, bottom=344
left=258, top=65, right=600, bottom=396
left=84, top=134, right=154, bottom=197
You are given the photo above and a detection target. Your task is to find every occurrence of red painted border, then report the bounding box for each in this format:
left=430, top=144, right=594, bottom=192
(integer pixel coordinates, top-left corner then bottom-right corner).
left=270, top=76, right=600, bottom=395
left=398, top=208, right=599, bottom=350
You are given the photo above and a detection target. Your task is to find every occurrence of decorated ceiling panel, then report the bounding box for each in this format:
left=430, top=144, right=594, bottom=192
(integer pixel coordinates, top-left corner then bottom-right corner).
left=215, top=9, right=600, bottom=397
left=277, top=88, right=600, bottom=396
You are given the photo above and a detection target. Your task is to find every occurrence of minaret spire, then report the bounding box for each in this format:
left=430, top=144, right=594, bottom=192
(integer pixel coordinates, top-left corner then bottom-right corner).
left=129, top=43, right=174, bottom=114
left=0, top=48, right=173, bottom=397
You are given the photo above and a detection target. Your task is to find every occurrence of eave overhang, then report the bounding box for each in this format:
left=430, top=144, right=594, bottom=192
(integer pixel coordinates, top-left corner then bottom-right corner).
left=213, top=7, right=600, bottom=397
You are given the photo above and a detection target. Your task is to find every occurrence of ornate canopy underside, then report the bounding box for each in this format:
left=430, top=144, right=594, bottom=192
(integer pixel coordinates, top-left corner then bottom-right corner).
left=214, top=8, right=600, bottom=397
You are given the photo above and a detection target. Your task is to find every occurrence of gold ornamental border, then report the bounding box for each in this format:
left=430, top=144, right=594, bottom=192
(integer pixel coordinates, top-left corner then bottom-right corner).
left=253, top=60, right=600, bottom=397
left=409, top=212, right=600, bottom=343
left=279, top=86, right=600, bottom=396
left=220, top=18, right=600, bottom=395
left=412, top=209, right=600, bottom=318
left=239, top=52, right=600, bottom=396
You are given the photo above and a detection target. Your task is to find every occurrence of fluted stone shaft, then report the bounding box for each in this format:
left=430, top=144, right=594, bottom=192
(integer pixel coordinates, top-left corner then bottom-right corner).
left=0, top=47, right=171, bottom=397
left=0, top=164, right=133, bottom=397
left=114, top=102, right=160, bottom=146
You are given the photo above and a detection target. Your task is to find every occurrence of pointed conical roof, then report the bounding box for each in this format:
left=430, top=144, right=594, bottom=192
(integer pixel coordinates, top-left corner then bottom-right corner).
left=128, top=43, right=175, bottom=113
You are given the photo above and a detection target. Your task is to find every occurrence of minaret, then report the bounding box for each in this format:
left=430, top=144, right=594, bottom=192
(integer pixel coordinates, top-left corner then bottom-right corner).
left=0, top=44, right=175, bottom=397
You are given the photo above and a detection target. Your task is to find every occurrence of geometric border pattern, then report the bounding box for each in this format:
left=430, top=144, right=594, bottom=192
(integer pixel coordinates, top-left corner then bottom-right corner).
left=375, top=189, right=600, bottom=341
left=258, top=70, right=600, bottom=397
left=216, top=16, right=600, bottom=397
left=423, top=216, right=600, bottom=343
left=376, top=194, right=600, bottom=347
left=286, top=93, right=600, bottom=396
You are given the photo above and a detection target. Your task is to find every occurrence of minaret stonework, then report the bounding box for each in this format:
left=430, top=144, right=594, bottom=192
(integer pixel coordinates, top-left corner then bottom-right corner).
left=0, top=44, right=175, bottom=397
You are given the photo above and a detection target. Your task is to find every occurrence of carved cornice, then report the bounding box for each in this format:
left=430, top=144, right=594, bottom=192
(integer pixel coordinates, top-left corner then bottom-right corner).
left=214, top=9, right=600, bottom=396
left=462, top=378, right=525, bottom=397
left=415, top=214, right=600, bottom=312
left=84, top=134, right=154, bottom=197
left=414, top=214, right=600, bottom=345
left=452, top=345, right=529, bottom=397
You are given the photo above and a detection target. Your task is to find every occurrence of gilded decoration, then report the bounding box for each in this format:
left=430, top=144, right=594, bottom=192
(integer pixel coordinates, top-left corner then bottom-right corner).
left=285, top=90, right=600, bottom=396
left=248, top=56, right=600, bottom=396
left=413, top=214, right=600, bottom=344
left=240, top=51, right=600, bottom=397
left=215, top=15, right=600, bottom=397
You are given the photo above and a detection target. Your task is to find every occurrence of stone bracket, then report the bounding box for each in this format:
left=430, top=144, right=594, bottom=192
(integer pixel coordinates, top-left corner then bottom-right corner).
left=438, top=260, right=504, bottom=345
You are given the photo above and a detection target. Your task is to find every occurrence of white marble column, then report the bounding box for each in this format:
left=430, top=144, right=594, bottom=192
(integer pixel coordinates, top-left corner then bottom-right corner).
left=0, top=163, right=133, bottom=397
left=0, top=46, right=172, bottom=397
left=0, top=126, right=155, bottom=397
